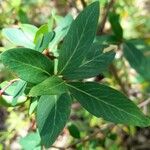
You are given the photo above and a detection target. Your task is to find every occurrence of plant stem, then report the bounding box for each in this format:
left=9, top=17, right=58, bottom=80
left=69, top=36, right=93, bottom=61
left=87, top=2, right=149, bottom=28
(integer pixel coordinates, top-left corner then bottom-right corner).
left=96, top=0, right=128, bottom=95
left=109, top=64, right=128, bottom=95
left=51, top=124, right=114, bottom=149
left=97, top=0, right=115, bottom=35
left=0, top=79, right=19, bottom=95
left=138, top=98, right=150, bottom=108
left=51, top=145, right=65, bottom=150
left=66, top=124, right=114, bottom=149
left=80, top=0, right=87, bottom=8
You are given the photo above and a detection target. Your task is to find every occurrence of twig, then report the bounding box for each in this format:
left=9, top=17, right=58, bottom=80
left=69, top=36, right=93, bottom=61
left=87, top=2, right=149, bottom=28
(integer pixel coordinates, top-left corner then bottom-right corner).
left=51, top=124, right=114, bottom=149
left=109, top=64, right=128, bottom=95
left=95, top=0, right=127, bottom=96
left=80, top=0, right=87, bottom=8
left=66, top=124, right=114, bottom=149
left=97, top=0, right=115, bottom=34
left=51, top=145, right=65, bottom=150
left=95, top=0, right=128, bottom=95
left=0, top=79, right=19, bottom=95
left=138, top=98, right=150, bottom=108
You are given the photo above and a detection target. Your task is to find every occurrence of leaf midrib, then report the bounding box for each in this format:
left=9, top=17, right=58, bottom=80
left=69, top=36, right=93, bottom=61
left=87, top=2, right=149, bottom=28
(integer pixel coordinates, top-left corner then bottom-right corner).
left=46, top=81, right=66, bottom=92
left=67, top=83, right=143, bottom=123
left=7, top=58, right=50, bottom=76
left=40, top=96, right=57, bottom=139
left=59, top=8, right=95, bottom=74
left=79, top=53, right=103, bottom=67
left=50, top=95, right=57, bottom=139
left=31, top=80, right=66, bottom=95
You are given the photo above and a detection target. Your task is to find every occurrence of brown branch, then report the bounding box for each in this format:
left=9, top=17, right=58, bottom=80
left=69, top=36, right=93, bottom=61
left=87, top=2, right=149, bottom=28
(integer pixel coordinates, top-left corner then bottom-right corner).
left=51, top=124, right=114, bottom=149
left=66, top=124, right=114, bottom=149
left=80, top=0, right=87, bottom=8
left=43, top=49, right=57, bottom=60
left=97, top=0, right=115, bottom=34
left=109, top=64, right=128, bottom=95
left=138, top=98, right=150, bottom=108
left=51, top=145, right=65, bottom=150
left=96, top=0, right=128, bottom=95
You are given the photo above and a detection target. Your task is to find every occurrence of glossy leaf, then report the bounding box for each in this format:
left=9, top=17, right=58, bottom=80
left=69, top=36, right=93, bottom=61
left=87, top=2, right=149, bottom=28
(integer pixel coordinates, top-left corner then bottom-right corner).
left=12, top=80, right=27, bottom=106
left=37, top=94, right=71, bottom=147
left=109, top=12, right=123, bottom=41
left=49, top=14, right=73, bottom=50
left=0, top=48, right=53, bottom=84
left=68, top=123, right=80, bottom=139
left=29, top=76, right=68, bottom=96
left=0, top=81, right=27, bottom=107
left=34, top=24, right=49, bottom=43
left=62, top=43, right=115, bottom=80
left=2, top=28, right=35, bottom=49
left=35, top=32, right=55, bottom=52
left=95, top=35, right=118, bottom=45
left=67, top=82, right=150, bottom=127
left=58, top=2, right=99, bottom=76
left=123, top=42, right=150, bottom=81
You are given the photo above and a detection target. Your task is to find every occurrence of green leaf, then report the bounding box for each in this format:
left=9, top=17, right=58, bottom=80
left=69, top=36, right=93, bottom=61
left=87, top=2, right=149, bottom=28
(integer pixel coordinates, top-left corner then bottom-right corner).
left=58, top=2, right=99, bottom=76
left=20, top=24, right=38, bottom=42
left=34, top=24, right=49, bottom=44
left=123, top=42, right=143, bottom=68
left=18, top=9, right=29, bottom=23
left=95, top=35, right=118, bottom=45
left=123, top=42, right=150, bottom=81
left=29, top=97, right=39, bottom=115
left=68, top=123, right=80, bottom=139
left=49, top=14, right=73, bottom=50
left=67, top=82, right=150, bottom=127
left=0, top=95, right=26, bottom=107
left=29, top=76, right=68, bottom=96
left=2, top=28, right=35, bottom=49
left=24, top=82, right=35, bottom=95
left=0, top=48, right=53, bottom=84
left=12, top=80, right=27, bottom=106
left=0, top=81, right=27, bottom=107
left=35, top=32, right=55, bottom=52
left=48, top=17, right=54, bottom=31
left=62, top=43, right=115, bottom=80
left=127, top=39, right=150, bottom=52
left=37, top=94, right=71, bottom=148
left=108, top=12, right=123, bottom=41
left=19, top=131, right=41, bottom=150
left=34, top=23, right=55, bottom=52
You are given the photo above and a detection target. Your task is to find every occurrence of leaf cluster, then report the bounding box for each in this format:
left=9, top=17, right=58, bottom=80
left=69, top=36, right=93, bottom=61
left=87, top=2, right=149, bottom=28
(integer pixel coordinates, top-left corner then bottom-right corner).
left=0, top=2, right=150, bottom=148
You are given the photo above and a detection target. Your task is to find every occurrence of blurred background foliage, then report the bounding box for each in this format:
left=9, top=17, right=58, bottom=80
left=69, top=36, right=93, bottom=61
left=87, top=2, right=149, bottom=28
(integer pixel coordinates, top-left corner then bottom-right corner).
left=0, top=0, right=150, bottom=149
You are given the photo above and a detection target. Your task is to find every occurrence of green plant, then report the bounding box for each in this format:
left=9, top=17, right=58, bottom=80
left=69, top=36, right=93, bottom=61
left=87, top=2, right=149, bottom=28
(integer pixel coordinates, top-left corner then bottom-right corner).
left=0, top=1, right=150, bottom=149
